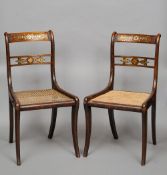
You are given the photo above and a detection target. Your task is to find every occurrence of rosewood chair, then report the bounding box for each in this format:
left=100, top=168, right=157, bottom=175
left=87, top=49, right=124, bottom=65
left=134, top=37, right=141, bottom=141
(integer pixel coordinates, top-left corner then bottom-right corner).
left=4, top=30, right=80, bottom=165
left=83, top=32, right=161, bottom=165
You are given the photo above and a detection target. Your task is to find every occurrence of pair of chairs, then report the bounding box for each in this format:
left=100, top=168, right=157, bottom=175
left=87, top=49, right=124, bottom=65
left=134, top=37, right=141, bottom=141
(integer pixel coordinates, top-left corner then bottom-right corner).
left=4, top=31, right=161, bottom=166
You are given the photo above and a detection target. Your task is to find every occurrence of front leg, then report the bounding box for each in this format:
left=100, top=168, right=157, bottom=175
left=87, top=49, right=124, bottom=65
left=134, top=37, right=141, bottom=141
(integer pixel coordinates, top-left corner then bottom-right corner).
left=83, top=104, right=92, bottom=157
left=71, top=101, right=80, bottom=157
left=15, top=109, right=21, bottom=165
left=141, top=110, right=148, bottom=166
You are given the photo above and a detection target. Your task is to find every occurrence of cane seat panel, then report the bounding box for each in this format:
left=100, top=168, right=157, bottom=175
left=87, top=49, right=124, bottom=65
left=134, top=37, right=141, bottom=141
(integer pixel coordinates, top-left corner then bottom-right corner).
left=90, top=90, right=150, bottom=107
left=15, top=89, right=74, bottom=106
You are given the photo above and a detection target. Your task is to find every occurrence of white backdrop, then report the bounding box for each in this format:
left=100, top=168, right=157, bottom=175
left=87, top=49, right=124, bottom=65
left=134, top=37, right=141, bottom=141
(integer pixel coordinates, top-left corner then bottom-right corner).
left=0, top=0, right=167, bottom=174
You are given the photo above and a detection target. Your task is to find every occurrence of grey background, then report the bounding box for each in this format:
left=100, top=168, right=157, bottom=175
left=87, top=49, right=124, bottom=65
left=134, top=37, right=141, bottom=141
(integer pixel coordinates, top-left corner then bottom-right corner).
left=0, top=0, right=167, bottom=174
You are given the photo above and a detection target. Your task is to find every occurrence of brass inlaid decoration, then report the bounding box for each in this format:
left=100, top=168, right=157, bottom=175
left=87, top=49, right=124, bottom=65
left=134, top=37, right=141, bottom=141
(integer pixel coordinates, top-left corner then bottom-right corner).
left=120, top=57, right=129, bottom=65
left=16, top=56, right=45, bottom=65
left=116, top=34, right=154, bottom=43
left=120, top=57, right=149, bottom=66
left=8, top=32, right=49, bottom=43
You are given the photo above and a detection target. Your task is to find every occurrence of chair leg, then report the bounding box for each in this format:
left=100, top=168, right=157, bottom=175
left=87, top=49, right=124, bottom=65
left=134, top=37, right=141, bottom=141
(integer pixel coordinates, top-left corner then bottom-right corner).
left=152, top=100, right=156, bottom=145
left=15, top=109, right=21, bottom=166
left=108, top=109, right=118, bottom=139
left=48, top=108, right=57, bottom=139
left=83, top=105, right=92, bottom=157
left=9, top=99, right=14, bottom=143
left=141, top=110, right=147, bottom=166
left=71, top=104, right=80, bottom=157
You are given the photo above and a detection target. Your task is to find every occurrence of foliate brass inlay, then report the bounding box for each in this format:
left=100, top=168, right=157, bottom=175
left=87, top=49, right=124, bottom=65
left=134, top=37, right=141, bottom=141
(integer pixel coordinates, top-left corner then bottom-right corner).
left=131, top=58, right=139, bottom=65
left=116, top=35, right=153, bottom=43
left=139, top=59, right=148, bottom=66
left=121, top=57, right=129, bottom=64
left=8, top=32, right=49, bottom=42
left=120, top=57, right=149, bottom=66
left=16, top=56, right=45, bottom=65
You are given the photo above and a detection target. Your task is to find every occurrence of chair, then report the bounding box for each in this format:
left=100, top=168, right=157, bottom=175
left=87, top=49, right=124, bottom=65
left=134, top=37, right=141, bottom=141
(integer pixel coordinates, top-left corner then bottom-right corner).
left=4, top=30, right=80, bottom=165
left=83, top=32, right=161, bottom=165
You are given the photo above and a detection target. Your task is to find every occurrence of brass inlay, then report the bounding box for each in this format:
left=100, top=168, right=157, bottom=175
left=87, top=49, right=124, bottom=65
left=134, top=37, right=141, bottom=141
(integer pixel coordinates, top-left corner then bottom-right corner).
left=16, top=56, right=45, bottom=65
left=116, top=35, right=153, bottom=43
left=8, top=32, right=49, bottom=42
left=120, top=57, right=149, bottom=66
left=139, top=59, right=148, bottom=66
left=120, top=57, right=129, bottom=65
left=131, top=58, right=139, bottom=65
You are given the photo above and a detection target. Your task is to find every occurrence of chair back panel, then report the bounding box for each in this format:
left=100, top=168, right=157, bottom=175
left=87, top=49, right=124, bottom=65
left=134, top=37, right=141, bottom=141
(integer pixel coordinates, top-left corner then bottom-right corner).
left=109, top=32, right=161, bottom=91
left=5, top=30, right=56, bottom=89
left=114, top=55, right=155, bottom=68
left=10, top=54, right=51, bottom=67
left=5, top=31, right=53, bottom=67
left=112, top=32, right=161, bottom=69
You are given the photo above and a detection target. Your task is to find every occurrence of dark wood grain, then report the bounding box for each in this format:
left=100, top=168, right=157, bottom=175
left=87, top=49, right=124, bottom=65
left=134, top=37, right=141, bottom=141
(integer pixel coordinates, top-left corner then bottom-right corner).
left=83, top=104, right=92, bottom=157
left=141, top=110, right=147, bottom=166
left=152, top=97, right=156, bottom=145
left=108, top=109, right=118, bottom=139
left=9, top=98, right=14, bottom=143
left=48, top=108, right=58, bottom=139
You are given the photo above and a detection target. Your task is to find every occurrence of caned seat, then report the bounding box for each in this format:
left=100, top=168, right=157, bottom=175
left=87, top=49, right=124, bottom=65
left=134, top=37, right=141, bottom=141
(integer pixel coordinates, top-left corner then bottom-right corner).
left=4, top=30, right=80, bottom=165
left=83, top=32, right=161, bottom=166
left=90, top=91, right=150, bottom=107
left=15, top=89, right=74, bottom=106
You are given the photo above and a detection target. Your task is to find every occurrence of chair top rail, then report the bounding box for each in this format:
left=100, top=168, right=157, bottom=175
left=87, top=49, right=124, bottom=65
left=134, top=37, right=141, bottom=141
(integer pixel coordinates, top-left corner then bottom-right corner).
left=113, top=33, right=158, bottom=44
left=6, top=31, right=50, bottom=43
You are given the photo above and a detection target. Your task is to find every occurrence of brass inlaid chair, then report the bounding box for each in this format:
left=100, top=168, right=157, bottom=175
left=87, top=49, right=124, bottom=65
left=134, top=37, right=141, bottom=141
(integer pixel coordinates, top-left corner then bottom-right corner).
left=83, top=32, right=161, bottom=165
left=4, top=31, right=80, bottom=165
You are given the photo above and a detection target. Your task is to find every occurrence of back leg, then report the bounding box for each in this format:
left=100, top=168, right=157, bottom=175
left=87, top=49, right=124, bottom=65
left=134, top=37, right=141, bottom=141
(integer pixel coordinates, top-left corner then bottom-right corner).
left=48, top=108, right=57, bottom=139
left=108, top=109, right=118, bottom=139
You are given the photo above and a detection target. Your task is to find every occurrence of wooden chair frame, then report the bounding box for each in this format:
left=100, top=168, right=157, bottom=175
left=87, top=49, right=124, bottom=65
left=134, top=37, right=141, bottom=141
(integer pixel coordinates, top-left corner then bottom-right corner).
left=83, top=32, right=161, bottom=165
left=4, top=30, right=80, bottom=165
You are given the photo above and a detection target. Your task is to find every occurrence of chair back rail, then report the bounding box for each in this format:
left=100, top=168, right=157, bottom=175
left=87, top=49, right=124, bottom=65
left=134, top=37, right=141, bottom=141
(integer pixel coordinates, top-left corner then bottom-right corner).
left=7, top=32, right=50, bottom=43
left=109, top=32, right=161, bottom=90
left=10, top=54, right=51, bottom=67
left=113, top=33, right=157, bottom=44
left=4, top=30, right=57, bottom=89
